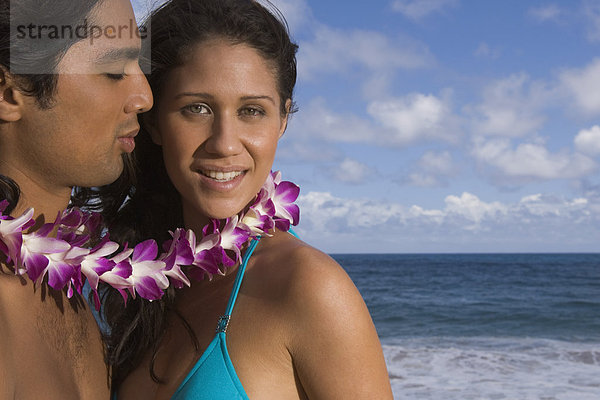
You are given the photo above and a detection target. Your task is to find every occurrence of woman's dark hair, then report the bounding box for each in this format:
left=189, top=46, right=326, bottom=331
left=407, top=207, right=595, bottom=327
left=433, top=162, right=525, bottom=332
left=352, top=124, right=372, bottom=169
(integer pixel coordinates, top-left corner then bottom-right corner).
left=0, top=0, right=104, bottom=214
left=102, top=0, right=298, bottom=389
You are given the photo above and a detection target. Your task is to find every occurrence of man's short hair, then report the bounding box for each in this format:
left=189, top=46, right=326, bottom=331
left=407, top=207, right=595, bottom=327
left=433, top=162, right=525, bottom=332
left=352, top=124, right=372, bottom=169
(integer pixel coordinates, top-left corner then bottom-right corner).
left=0, top=0, right=103, bottom=108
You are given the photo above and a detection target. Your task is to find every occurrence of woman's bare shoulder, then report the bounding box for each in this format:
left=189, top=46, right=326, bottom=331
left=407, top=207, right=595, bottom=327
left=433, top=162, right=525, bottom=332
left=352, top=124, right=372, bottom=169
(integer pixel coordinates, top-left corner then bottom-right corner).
left=247, top=231, right=355, bottom=306
left=248, top=231, right=374, bottom=340
left=247, top=232, right=393, bottom=398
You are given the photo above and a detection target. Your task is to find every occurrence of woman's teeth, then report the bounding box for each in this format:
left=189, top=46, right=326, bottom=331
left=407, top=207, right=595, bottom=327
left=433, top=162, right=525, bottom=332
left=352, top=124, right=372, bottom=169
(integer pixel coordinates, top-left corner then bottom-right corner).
left=201, top=170, right=243, bottom=182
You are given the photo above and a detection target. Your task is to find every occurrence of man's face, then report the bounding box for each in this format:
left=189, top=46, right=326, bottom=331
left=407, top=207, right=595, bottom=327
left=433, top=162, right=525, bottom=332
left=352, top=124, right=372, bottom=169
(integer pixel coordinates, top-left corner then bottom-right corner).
left=11, top=0, right=153, bottom=191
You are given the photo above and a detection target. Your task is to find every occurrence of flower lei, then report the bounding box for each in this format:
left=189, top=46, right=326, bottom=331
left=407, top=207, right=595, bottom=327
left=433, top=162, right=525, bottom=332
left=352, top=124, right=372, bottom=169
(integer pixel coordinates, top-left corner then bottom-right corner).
left=0, top=171, right=299, bottom=310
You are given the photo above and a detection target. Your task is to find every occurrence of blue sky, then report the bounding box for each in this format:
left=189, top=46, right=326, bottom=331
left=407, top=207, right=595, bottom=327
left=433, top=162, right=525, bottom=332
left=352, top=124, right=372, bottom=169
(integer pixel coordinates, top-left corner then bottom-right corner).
left=132, top=0, right=600, bottom=253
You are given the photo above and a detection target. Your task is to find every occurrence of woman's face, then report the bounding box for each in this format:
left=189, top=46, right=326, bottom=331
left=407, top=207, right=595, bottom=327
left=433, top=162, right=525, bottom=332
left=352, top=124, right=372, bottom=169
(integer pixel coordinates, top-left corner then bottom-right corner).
left=151, top=38, right=289, bottom=230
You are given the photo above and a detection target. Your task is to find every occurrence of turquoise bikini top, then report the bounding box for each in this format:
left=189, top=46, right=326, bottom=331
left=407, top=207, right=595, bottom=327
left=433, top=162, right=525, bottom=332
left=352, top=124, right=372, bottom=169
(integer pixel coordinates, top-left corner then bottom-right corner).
left=174, top=229, right=298, bottom=399
left=114, top=229, right=297, bottom=399
left=170, top=237, right=261, bottom=400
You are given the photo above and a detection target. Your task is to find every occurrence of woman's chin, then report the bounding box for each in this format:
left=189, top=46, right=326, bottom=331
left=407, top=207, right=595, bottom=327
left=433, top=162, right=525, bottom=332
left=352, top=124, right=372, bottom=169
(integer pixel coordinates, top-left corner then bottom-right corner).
left=201, top=206, right=245, bottom=222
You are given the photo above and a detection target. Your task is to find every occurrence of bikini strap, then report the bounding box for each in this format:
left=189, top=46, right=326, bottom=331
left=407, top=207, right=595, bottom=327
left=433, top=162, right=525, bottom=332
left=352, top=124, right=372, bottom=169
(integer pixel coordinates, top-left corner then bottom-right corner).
left=216, top=237, right=261, bottom=333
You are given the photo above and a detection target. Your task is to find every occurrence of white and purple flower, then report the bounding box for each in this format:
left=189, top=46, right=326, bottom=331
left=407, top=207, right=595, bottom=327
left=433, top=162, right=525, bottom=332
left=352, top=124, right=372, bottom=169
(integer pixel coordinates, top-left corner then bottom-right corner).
left=0, top=171, right=300, bottom=308
left=0, top=201, right=35, bottom=271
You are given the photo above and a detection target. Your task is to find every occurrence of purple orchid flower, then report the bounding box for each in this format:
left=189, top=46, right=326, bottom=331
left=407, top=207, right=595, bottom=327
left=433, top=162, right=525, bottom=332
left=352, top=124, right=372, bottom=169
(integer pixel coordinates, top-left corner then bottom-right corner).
left=217, top=216, right=251, bottom=267
left=242, top=187, right=276, bottom=236
left=0, top=207, right=35, bottom=270
left=189, top=228, right=222, bottom=279
left=239, top=208, right=274, bottom=236
left=21, top=232, right=88, bottom=291
left=0, top=171, right=301, bottom=308
left=270, top=171, right=300, bottom=230
left=124, top=239, right=169, bottom=300
left=80, top=236, right=119, bottom=309
left=100, top=247, right=135, bottom=304
left=56, top=208, right=101, bottom=247
left=46, top=247, right=88, bottom=293
left=160, top=228, right=194, bottom=289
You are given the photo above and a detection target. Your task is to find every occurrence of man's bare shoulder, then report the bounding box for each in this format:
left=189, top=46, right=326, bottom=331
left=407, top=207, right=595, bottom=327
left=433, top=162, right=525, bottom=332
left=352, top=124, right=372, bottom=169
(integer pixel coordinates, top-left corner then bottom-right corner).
left=0, top=341, right=14, bottom=399
left=0, top=270, right=21, bottom=398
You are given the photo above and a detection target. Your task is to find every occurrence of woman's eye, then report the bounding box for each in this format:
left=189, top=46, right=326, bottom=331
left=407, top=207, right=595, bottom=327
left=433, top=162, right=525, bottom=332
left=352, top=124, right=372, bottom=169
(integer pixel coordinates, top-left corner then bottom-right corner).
left=183, top=104, right=211, bottom=115
left=240, top=107, right=264, bottom=117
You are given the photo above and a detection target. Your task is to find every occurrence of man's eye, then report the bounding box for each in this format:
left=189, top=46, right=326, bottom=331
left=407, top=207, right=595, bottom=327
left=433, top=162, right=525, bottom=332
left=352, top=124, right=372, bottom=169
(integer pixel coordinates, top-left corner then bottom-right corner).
left=105, top=73, right=126, bottom=81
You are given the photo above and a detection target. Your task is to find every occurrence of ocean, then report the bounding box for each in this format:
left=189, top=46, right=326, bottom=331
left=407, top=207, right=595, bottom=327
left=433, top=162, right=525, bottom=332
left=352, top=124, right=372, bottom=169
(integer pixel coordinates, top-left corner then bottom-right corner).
left=332, top=253, right=600, bottom=400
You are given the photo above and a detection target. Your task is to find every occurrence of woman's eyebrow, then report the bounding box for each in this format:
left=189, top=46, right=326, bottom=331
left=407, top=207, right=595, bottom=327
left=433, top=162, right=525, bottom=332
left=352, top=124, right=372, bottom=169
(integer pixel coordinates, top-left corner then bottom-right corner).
left=174, top=93, right=275, bottom=104
left=175, top=92, right=214, bottom=100
left=240, top=95, right=275, bottom=104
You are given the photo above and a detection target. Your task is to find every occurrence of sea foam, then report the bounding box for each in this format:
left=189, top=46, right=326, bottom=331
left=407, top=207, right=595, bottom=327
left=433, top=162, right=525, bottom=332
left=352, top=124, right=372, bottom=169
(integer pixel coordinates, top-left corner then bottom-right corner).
left=383, top=337, right=600, bottom=400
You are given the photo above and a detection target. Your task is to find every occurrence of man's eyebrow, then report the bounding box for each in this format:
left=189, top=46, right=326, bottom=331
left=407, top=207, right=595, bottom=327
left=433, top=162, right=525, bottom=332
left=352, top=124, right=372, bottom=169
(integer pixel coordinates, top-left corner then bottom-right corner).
left=96, top=47, right=141, bottom=63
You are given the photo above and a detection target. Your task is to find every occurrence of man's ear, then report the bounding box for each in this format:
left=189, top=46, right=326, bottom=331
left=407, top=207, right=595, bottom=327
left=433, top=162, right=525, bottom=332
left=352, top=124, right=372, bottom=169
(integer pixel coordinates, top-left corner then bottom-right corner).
left=279, top=99, right=292, bottom=139
left=141, top=111, right=162, bottom=145
left=0, top=68, right=26, bottom=122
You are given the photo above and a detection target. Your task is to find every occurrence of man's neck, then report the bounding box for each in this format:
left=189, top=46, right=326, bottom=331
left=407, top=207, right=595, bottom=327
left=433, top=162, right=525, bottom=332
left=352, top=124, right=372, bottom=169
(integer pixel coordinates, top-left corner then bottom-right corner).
left=0, top=163, right=72, bottom=221
left=11, top=186, right=71, bottom=224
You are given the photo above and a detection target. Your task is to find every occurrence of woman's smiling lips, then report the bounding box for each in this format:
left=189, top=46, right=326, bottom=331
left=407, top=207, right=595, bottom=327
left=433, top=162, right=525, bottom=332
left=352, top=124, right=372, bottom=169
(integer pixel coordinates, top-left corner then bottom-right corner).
left=194, top=166, right=248, bottom=191
left=200, top=170, right=244, bottom=181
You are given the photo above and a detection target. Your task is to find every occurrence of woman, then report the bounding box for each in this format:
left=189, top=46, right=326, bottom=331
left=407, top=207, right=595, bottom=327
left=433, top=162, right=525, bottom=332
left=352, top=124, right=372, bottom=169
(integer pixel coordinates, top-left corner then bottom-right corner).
left=103, top=0, right=393, bottom=398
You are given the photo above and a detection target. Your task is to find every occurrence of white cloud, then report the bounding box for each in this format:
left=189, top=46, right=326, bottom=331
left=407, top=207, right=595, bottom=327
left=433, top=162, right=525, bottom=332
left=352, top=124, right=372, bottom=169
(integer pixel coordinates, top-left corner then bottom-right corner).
left=528, top=4, right=563, bottom=22
left=299, top=191, right=508, bottom=231
left=472, top=138, right=597, bottom=181
left=469, top=73, right=549, bottom=138
left=574, top=125, right=600, bottom=156
left=443, top=192, right=507, bottom=228
left=391, top=0, right=459, bottom=19
left=331, top=158, right=375, bottom=184
left=298, top=26, right=433, bottom=81
left=518, top=193, right=588, bottom=217
left=299, top=190, right=596, bottom=231
left=290, top=97, right=377, bottom=143
left=297, top=192, right=407, bottom=230
left=287, top=94, right=460, bottom=149
left=419, top=150, right=454, bottom=173
left=296, top=191, right=600, bottom=252
left=408, top=205, right=444, bottom=223
left=407, top=150, right=457, bottom=186
left=464, top=64, right=600, bottom=185
left=368, top=92, right=460, bottom=145
left=560, top=58, right=600, bottom=116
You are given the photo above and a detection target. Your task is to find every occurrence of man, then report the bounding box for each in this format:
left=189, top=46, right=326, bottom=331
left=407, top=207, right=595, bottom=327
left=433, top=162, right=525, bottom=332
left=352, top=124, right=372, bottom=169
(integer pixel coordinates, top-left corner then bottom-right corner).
left=0, top=0, right=152, bottom=398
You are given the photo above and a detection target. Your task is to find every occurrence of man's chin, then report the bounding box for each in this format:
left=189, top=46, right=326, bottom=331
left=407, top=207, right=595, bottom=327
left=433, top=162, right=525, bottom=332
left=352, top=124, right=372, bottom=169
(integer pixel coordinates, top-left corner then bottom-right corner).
left=79, top=163, right=127, bottom=189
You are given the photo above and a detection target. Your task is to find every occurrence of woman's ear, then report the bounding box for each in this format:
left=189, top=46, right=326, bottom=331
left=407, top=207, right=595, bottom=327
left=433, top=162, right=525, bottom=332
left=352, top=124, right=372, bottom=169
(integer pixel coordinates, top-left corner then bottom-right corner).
left=142, top=111, right=162, bottom=145
left=279, top=99, right=292, bottom=139
left=0, top=69, right=26, bottom=123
